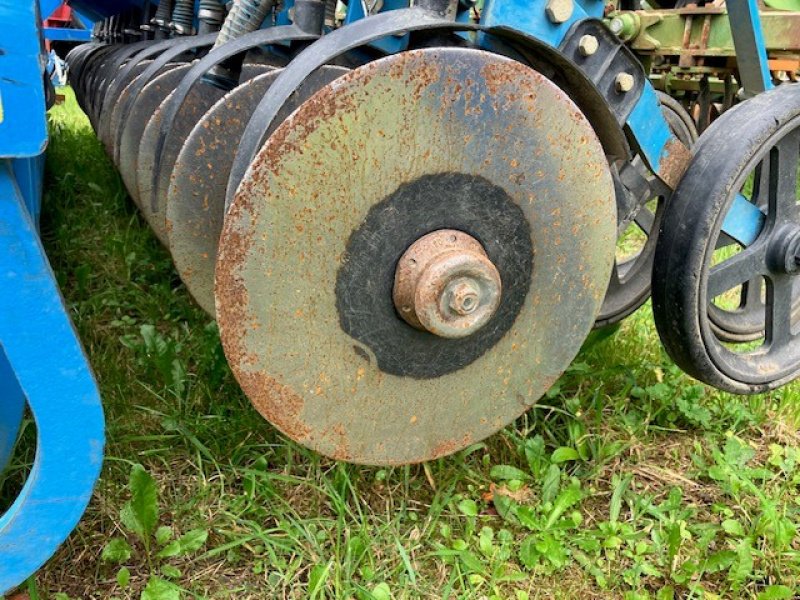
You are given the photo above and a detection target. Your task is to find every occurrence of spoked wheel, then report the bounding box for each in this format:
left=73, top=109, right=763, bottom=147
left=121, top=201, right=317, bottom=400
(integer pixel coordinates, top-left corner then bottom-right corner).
left=653, top=84, right=800, bottom=394
left=216, top=48, right=617, bottom=465
left=595, top=92, right=698, bottom=328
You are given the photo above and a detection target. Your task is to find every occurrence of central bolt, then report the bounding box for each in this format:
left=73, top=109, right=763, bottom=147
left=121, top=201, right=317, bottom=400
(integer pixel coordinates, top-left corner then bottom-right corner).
left=393, top=230, right=503, bottom=339
left=448, top=279, right=481, bottom=316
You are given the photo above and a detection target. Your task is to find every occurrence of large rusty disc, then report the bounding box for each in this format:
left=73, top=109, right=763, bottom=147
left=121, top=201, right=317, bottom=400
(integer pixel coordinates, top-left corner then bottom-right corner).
left=138, top=64, right=277, bottom=246
left=117, top=64, right=190, bottom=208
left=167, top=65, right=350, bottom=316
left=216, top=48, right=616, bottom=465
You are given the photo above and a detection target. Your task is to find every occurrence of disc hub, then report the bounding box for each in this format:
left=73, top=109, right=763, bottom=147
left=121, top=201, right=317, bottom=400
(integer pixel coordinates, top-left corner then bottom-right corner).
left=768, top=225, right=800, bottom=275
left=393, top=230, right=502, bottom=339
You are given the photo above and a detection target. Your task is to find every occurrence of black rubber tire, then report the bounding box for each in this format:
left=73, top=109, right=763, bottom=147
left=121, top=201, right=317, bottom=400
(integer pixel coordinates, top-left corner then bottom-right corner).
left=652, top=83, right=800, bottom=395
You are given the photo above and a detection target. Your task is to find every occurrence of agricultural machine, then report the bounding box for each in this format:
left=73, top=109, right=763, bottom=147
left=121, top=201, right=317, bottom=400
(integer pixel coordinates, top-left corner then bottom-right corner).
left=2, top=0, right=800, bottom=591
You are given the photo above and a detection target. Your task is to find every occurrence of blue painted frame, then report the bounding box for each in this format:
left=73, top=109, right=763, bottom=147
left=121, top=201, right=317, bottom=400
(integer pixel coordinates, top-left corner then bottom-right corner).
left=43, top=27, right=92, bottom=42
left=480, top=0, right=770, bottom=246
left=0, top=1, right=104, bottom=594
left=0, top=347, right=25, bottom=475
left=727, top=0, right=774, bottom=96
left=0, top=160, right=105, bottom=594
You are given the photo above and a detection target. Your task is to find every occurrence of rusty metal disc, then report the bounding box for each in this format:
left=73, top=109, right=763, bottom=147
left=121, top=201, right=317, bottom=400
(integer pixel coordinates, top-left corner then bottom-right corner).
left=137, top=64, right=281, bottom=246
left=216, top=48, right=616, bottom=465
left=117, top=64, right=190, bottom=208
left=98, top=59, right=154, bottom=155
left=166, top=65, right=350, bottom=316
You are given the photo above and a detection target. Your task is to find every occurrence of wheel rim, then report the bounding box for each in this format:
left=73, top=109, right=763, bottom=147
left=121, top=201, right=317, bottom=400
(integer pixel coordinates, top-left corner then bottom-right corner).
left=701, top=119, right=800, bottom=386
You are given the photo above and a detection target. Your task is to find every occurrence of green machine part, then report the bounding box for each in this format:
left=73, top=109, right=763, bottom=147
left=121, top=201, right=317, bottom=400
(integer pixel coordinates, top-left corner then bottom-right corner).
left=607, top=4, right=800, bottom=64
left=606, top=2, right=800, bottom=113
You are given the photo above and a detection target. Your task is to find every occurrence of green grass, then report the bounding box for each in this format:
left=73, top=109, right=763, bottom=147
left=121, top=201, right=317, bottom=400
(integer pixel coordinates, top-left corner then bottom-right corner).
left=8, top=88, right=800, bottom=599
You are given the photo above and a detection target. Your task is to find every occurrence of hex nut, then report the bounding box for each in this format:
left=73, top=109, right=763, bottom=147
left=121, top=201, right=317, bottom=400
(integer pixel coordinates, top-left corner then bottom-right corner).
left=608, top=16, right=624, bottom=35
left=615, top=72, right=635, bottom=93
left=545, top=0, right=573, bottom=24
left=578, top=35, right=599, bottom=57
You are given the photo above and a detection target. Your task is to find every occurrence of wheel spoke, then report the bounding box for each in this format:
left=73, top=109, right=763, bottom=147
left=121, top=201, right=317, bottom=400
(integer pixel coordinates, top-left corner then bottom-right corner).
left=751, top=157, right=769, bottom=207
left=609, top=261, right=623, bottom=287
left=740, top=276, right=764, bottom=311
left=767, top=276, right=797, bottom=348
left=634, top=207, right=656, bottom=236
left=708, top=245, right=767, bottom=300
left=768, top=129, right=800, bottom=223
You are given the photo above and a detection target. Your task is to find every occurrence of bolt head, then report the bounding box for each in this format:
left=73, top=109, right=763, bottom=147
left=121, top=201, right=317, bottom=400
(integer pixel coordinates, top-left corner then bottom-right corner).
left=578, top=35, right=599, bottom=57
left=447, top=280, right=481, bottom=316
left=615, top=72, right=635, bottom=93
left=545, top=0, right=573, bottom=24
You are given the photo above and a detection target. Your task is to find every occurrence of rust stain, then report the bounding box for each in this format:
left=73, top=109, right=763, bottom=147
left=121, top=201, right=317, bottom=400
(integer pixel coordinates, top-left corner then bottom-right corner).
left=659, top=138, right=693, bottom=189
left=237, top=369, right=312, bottom=443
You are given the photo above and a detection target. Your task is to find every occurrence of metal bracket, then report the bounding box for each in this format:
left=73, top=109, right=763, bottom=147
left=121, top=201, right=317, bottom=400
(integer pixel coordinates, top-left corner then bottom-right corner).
left=559, top=19, right=646, bottom=125
left=727, top=0, right=775, bottom=96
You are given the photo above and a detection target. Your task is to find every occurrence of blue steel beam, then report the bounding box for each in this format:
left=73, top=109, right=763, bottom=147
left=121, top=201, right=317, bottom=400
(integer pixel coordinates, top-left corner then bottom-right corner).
left=0, top=159, right=105, bottom=594
left=38, top=0, right=63, bottom=19
left=727, top=0, right=774, bottom=96
left=43, top=26, right=93, bottom=41
left=0, top=1, right=49, bottom=158
left=0, top=1, right=104, bottom=593
left=0, top=348, right=25, bottom=476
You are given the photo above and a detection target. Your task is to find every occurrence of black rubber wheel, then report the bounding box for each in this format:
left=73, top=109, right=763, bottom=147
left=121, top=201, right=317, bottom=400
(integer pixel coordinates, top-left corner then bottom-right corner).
left=653, top=83, right=800, bottom=395
left=594, top=92, right=698, bottom=328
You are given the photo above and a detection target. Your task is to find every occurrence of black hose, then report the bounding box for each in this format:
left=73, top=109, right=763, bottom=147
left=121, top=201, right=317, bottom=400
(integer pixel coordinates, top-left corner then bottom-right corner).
left=198, top=0, right=226, bottom=34
left=203, top=0, right=275, bottom=89
left=214, top=0, right=275, bottom=48
left=171, top=0, right=196, bottom=34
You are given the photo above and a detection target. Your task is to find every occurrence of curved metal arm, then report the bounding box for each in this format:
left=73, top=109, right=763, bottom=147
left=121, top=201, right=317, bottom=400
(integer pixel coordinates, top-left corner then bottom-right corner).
left=151, top=24, right=320, bottom=210
left=0, top=161, right=104, bottom=594
left=0, top=349, right=24, bottom=475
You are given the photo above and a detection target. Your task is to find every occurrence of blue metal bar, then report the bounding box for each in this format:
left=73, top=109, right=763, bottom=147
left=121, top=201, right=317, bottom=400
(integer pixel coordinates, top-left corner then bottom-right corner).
left=38, top=0, right=63, bottom=20
left=73, top=8, right=95, bottom=31
left=481, top=0, right=599, bottom=47
left=0, top=159, right=105, bottom=594
left=43, top=26, right=93, bottom=42
left=0, top=3, right=104, bottom=592
left=11, top=156, right=46, bottom=224
left=727, top=0, right=774, bottom=95
left=479, top=0, right=677, bottom=185
left=722, top=193, right=767, bottom=247
left=0, top=1, right=49, bottom=159
left=0, top=347, right=25, bottom=476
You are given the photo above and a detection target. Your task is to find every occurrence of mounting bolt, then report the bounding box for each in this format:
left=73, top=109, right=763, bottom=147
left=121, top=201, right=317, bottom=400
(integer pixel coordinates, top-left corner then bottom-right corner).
left=578, top=35, right=599, bottom=57
left=448, top=281, right=481, bottom=317
left=608, top=16, right=624, bottom=35
left=545, top=0, right=573, bottom=24
left=615, top=72, right=635, bottom=93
